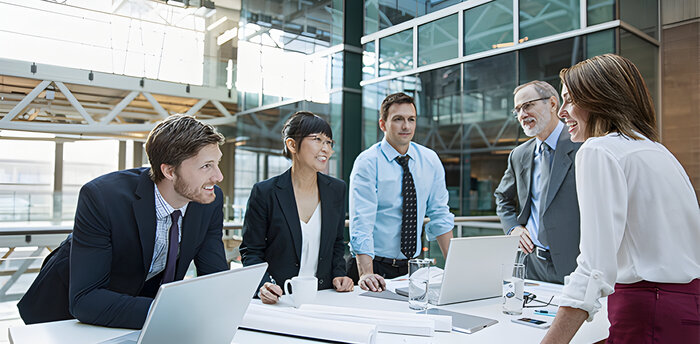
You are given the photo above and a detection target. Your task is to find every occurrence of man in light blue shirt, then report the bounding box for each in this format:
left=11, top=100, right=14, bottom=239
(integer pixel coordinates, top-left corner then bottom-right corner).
left=494, top=81, right=582, bottom=284
left=347, top=92, right=455, bottom=292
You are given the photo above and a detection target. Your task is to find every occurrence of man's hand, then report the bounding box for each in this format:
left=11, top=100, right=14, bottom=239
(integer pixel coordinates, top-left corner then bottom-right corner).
left=358, top=273, right=386, bottom=292
left=259, top=282, right=283, bottom=304
left=332, top=276, right=354, bottom=292
left=510, top=225, right=534, bottom=253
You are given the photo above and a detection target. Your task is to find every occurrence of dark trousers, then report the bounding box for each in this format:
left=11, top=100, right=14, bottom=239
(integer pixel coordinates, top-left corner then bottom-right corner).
left=607, top=279, right=700, bottom=344
left=525, top=249, right=563, bottom=284
left=346, top=257, right=408, bottom=284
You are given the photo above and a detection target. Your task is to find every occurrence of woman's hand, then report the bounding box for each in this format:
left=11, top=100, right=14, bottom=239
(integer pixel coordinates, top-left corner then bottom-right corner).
left=332, top=276, right=354, bottom=292
left=259, top=282, right=283, bottom=304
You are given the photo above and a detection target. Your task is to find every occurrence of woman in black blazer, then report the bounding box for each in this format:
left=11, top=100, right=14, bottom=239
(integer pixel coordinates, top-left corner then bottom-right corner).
left=239, top=111, right=353, bottom=304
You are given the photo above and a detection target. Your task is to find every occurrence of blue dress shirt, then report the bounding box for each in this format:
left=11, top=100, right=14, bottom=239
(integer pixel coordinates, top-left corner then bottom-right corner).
left=349, top=138, right=454, bottom=259
left=525, top=121, right=564, bottom=249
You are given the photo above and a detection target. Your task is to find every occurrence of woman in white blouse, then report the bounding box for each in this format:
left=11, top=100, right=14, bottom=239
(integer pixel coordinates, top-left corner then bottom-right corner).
left=239, top=111, right=354, bottom=304
left=542, top=54, right=700, bottom=344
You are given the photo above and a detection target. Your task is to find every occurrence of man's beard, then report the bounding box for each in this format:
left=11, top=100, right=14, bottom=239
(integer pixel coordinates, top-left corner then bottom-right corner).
left=522, top=114, right=551, bottom=137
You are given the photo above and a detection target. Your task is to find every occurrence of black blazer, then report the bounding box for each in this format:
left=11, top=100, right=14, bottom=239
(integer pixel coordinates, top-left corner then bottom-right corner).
left=17, top=168, right=228, bottom=329
left=239, top=169, right=347, bottom=292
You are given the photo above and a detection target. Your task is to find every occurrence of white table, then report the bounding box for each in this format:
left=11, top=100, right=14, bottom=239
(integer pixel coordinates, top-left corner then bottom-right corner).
left=9, top=283, right=609, bottom=344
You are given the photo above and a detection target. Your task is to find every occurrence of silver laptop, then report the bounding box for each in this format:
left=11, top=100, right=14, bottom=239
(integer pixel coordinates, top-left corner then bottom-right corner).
left=398, top=235, right=519, bottom=305
left=101, top=263, right=267, bottom=344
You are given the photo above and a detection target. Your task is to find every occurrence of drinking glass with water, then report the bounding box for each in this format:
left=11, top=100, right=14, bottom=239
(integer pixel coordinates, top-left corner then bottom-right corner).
left=408, top=259, right=431, bottom=311
left=503, top=262, right=525, bottom=315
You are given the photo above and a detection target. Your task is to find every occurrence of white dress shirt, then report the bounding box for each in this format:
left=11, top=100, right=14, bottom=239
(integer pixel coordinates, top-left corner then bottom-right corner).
left=298, top=203, right=322, bottom=277
left=560, top=132, right=700, bottom=320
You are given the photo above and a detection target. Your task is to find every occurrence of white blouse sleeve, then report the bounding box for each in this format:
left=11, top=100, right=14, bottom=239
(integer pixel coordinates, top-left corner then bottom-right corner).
left=559, top=144, right=625, bottom=321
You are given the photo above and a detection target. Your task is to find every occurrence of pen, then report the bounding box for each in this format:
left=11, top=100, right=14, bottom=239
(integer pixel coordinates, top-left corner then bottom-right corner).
left=534, top=310, right=557, bottom=317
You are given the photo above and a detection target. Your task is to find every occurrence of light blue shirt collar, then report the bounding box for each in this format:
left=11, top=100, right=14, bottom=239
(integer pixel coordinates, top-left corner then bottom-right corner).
left=536, top=120, right=564, bottom=151
left=379, top=137, right=417, bottom=163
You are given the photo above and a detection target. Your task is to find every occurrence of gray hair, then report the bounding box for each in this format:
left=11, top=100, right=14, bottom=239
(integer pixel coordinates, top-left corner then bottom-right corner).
left=514, top=80, right=559, bottom=107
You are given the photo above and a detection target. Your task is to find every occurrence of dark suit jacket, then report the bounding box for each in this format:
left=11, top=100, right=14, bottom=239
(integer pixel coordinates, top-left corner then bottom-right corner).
left=17, top=168, right=228, bottom=329
left=494, top=128, right=582, bottom=282
left=239, top=169, right=347, bottom=292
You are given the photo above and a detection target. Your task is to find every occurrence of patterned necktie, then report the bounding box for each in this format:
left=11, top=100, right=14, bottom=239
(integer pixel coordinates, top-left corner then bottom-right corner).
left=537, top=143, right=553, bottom=246
left=396, top=155, right=417, bottom=259
left=162, top=210, right=181, bottom=284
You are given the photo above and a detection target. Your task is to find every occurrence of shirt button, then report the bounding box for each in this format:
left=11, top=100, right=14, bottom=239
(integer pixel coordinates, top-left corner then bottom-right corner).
left=295, top=263, right=299, bottom=267
left=319, top=279, right=324, bottom=285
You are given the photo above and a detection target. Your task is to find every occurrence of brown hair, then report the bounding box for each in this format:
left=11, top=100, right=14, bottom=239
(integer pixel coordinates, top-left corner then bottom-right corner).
left=380, top=92, right=415, bottom=121
left=559, top=54, right=658, bottom=141
left=281, top=111, right=333, bottom=159
left=145, top=114, right=225, bottom=182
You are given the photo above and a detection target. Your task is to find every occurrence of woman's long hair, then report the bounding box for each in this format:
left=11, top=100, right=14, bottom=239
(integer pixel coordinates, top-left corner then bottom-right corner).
left=559, top=54, right=658, bottom=141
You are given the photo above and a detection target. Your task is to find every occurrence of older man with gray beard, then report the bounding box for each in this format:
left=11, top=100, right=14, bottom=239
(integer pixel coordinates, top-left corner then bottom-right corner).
left=494, top=80, right=582, bottom=284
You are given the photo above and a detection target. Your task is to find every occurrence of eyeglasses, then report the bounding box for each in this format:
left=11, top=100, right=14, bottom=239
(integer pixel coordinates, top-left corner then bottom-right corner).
left=306, top=135, right=335, bottom=149
left=512, top=97, right=550, bottom=117
left=522, top=292, right=555, bottom=308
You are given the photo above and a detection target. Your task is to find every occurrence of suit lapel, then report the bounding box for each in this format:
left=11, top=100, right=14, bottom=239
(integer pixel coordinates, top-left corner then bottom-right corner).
left=519, top=139, right=536, bottom=208
left=317, top=173, right=334, bottom=261
left=133, top=171, right=157, bottom=274
left=275, top=170, right=302, bottom=262
left=543, top=129, right=574, bottom=212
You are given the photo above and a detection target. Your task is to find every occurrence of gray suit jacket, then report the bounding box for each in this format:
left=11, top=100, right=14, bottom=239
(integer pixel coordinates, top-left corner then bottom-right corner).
left=494, top=128, right=582, bottom=282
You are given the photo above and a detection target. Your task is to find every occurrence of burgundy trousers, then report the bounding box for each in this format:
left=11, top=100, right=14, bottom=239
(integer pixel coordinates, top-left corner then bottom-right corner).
left=607, top=279, right=700, bottom=344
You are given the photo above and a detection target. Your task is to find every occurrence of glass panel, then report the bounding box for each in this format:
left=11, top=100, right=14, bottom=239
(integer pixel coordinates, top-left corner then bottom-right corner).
left=362, top=83, right=381, bottom=149
left=378, top=0, right=418, bottom=30
left=363, top=42, right=377, bottom=81
left=365, top=0, right=380, bottom=35
left=587, top=0, right=615, bottom=26
left=586, top=29, right=615, bottom=59
left=244, top=92, right=260, bottom=110
left=418, top=14, right=458, bottom=67
left=464, top=0, right=514, bottom=55
left=330, top=0, right=344, bottom=46
left=519, top=36, right=584, bottom=88
left=620, top=30, right=658, bottom=106
left=519, top=0, right=580, bottom=42
left=418, top=0, right=463, bottom=17
left=417, top=65, right=461, bottom=125
left=620, top=0, right=658, bottom=39
left=463, top=53, right=517, bottom=124
left=379, top=29, right=414, bottom=76
left=331, top=52, right=344, bottom=90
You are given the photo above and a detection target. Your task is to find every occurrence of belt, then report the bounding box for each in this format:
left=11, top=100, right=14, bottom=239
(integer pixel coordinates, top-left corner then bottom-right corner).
left=535, top=247, right=551, bottom=261
left=373, top=256, right=409, bottom=267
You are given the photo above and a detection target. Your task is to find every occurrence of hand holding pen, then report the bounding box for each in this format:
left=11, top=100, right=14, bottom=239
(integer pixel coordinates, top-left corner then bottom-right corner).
left=260, top=277, right=283, bottom=304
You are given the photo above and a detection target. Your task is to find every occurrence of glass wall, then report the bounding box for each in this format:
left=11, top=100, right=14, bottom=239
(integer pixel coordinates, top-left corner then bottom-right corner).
left=237, top=0, right=344, bottom=110
left=363, top=38, right=596, bottom=216
left=379, top=29, right=414, bottom=76
left=365, top=0, right=462, bottom=35
left=519, top=0, right=580, bottom=42
left=464, top=0, right=514, bottom=55
left=588, top=0, right=615, bottom=26
left=519, top=37, right=584, bottom=87
left=620, top=0, right=658, bottom=39
left=620, top=29, right=658, bottom=105
left=586, top=29, right=615, bottom=58
left=418, top=14, right=458, bottom=66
